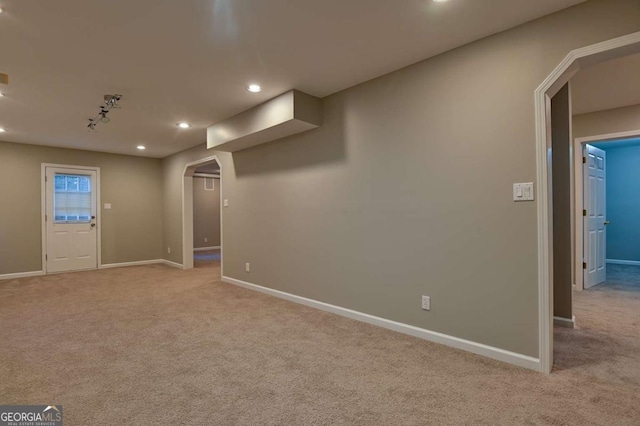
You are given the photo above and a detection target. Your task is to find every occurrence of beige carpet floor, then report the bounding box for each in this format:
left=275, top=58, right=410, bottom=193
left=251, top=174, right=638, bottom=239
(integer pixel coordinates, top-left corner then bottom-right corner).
left=1, top=257, right=639, bottom=425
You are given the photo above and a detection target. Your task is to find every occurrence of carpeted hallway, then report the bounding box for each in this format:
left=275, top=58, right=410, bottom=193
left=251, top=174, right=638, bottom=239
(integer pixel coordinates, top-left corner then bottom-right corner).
left=1, top=260, right=639, bottom=425
left=194, top=249, right=221, bottom=265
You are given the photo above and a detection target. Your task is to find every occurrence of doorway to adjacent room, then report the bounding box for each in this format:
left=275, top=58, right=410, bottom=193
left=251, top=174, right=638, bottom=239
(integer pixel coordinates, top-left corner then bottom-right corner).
left=41, top=164, right=100, bottom=274
left=182, top=155, right=223, bottom=273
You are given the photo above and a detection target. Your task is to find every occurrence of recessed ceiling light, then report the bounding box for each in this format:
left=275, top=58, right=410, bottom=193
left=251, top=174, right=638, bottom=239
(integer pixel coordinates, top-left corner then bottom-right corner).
left=247, top=84, right=262, bottom=93
left=0, top=128, right=6, bottom=133
left=137, top=145, right=146, bottom=150
left=177, top=122, right=191, bottom=129
left=0, top=93, right=4, bottom=97
left=433, top=0, right=448, bottom=2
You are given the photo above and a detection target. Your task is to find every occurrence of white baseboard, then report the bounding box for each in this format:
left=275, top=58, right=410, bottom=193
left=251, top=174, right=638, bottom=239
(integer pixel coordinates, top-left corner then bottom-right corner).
left=606, top=259, right=640, bottom=266
left=222, top=275, right=541, bottom=372
left=101, top=259, right=183, bottom=270
left=194, top=246, right=220, bottom=252
left=161, top=259, right=184, bottom=269
left=553, top=315, right=575, bottom=329
left=2, top=260, right=184, bottom=280
left=0, top=270, right=45, bottom=281
left=99, top=259, right=166, bottom=269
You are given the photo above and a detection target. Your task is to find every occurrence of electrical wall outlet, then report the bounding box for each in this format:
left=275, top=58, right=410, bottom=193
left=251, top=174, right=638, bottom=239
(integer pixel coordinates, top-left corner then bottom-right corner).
left=421, top=295, right=431, bottom=311
left=167, top=247, right=171, bottom=254
left=245, top=262, right=250, bottom=273
left=204, top=237, right=208, bottom=243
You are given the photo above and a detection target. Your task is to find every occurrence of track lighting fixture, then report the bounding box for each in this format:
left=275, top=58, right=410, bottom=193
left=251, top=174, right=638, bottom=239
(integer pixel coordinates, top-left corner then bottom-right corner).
left=104, top=94, right=122, bottom=109
left=87, top=94, right=123, bottom=132
left=99, top=107, right=110, bottom=123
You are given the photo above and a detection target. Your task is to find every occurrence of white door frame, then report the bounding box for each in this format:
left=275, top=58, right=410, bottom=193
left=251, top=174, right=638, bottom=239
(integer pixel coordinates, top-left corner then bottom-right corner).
left=182, top=155, right=222, bottom=271
left=535, top=31, right=640, bottom=374
left=41, top=163, right=102, bottom=274
left=573, top=129, right=640, bottom=291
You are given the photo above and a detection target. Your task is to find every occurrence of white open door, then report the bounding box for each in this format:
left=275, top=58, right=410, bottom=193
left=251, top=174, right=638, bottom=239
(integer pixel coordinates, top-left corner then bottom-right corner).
left=45, top=166, right=98, bottom=273
left=583, top=145, right=607, bottom=288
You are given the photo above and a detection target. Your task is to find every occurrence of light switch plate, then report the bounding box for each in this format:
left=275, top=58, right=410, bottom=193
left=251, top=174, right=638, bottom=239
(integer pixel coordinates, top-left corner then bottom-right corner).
left=104, top=203, right=112, bottom=210
left=513, top=183, right=534, bottom=202
left=223, top=199, right=229, bottom=207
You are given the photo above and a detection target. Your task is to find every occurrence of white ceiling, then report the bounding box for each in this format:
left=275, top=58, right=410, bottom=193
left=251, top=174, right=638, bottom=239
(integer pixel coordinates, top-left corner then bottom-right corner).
left=0, top=0, right=585, bottom=158
left=572, top=52, right=640, bottom=116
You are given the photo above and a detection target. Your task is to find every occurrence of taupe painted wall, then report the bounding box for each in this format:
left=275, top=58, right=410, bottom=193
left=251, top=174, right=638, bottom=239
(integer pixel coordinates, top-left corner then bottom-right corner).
left=162, top=0, right=640, bottom=358
left=193, top=177, right=221, bottom=248
left=573, top=103, right=640, bottom=139
left=0, top=141, right=163, bottom=274
left=551, top=84, right=573, bottom=320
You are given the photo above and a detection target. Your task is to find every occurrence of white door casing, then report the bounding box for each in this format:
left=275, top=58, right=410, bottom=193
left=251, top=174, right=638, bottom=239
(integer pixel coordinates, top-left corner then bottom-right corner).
left=535, top=32, right=640, bottom=374
left=583, top=145, right=606, bottom=288
left=45, top=166, right=98, bottom=273
left=182, top=155, right=222, bottom=272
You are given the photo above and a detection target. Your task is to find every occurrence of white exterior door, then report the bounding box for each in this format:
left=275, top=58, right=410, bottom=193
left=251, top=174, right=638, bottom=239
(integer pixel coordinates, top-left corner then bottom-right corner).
left=583, top=145, right=607, bottom=288
left=45, top=167, right=98, bottom=273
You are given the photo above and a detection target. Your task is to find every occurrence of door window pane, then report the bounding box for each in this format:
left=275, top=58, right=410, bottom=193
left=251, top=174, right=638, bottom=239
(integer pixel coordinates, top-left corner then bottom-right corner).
left=54, top=174, right=92, bottom=223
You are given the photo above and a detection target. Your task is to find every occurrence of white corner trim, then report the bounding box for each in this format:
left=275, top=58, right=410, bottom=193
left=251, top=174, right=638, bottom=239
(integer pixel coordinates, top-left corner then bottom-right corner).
left=161, top=259, right=184, bottom=269
left=553, top=316, right=576, bottom=329
left=222, top=275, right=541, bottom=371
left=194, top=246, right=221, bottom=252
left=606, top=259, right=640, bottom=266
left=0, top=270, right=45, bottom=281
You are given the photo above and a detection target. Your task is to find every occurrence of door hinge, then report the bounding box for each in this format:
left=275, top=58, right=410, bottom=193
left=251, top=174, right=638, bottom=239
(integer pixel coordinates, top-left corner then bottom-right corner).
left=583, top=262, right=587, bottom=270
left=583, top=210, right=586, bottom=217
left=583, top=157, right=586, bottom=164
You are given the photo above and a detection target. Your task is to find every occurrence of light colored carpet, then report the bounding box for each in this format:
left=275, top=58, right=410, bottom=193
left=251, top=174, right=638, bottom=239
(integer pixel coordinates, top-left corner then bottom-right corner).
left=1, top=260, right=639, bottom=425
left=553, top=264, right=640, bottom=390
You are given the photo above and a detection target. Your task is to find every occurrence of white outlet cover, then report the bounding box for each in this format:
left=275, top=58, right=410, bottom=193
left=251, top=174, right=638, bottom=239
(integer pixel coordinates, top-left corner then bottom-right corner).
left=224, top=199, right=229, bottom=207
left=422, top=295, right=430, bottom=311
